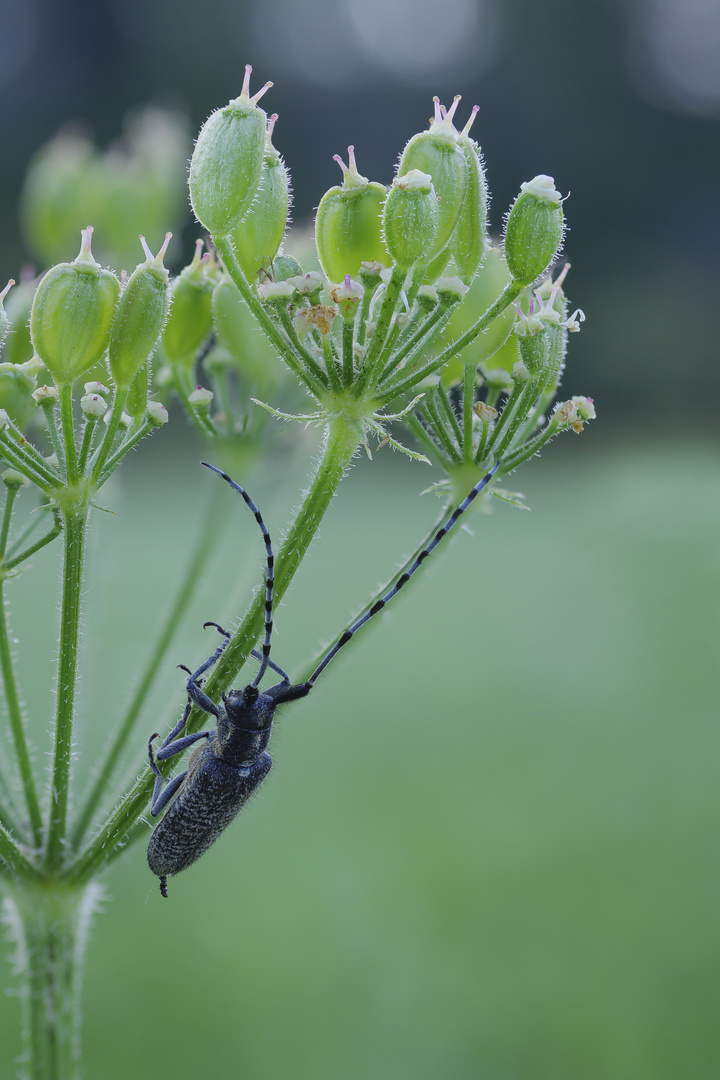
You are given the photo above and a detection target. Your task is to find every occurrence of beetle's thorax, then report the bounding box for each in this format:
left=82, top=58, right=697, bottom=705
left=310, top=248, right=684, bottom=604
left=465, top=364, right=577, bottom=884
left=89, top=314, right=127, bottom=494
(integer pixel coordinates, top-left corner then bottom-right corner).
left=214, top=685, right=275, bottom=765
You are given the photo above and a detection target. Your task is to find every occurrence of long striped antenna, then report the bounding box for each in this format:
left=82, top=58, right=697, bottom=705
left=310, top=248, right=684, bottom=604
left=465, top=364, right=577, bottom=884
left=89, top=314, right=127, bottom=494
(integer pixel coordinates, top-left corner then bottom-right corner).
left=201, top=463, right=275, bottom=688
left=296, top=461, right=500, bottom=694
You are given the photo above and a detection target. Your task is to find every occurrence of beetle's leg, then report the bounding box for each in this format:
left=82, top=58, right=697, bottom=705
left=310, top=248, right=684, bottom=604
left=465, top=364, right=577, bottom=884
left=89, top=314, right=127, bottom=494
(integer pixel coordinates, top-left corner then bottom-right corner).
left=149, top=769, right=188, bottom=817
left=148, top=725, right=212, bottom=815
left=205, top=622, right=290, bottom=684
left=251, top=648, right=290, bottom=684
left=157, top=699, right=191, bottom=753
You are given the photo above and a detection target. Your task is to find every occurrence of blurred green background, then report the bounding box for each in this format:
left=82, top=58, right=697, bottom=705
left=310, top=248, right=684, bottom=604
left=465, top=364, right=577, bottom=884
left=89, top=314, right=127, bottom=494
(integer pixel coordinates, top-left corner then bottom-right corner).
left=1, top=431, right=718, bottom=1078
left=1, top=0, right=719, bottom=1076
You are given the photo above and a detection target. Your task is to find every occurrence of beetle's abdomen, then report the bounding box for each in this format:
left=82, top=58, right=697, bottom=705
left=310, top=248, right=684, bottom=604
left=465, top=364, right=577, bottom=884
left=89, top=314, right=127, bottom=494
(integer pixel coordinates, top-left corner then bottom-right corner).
left=147, top=752, right=272, bottom=877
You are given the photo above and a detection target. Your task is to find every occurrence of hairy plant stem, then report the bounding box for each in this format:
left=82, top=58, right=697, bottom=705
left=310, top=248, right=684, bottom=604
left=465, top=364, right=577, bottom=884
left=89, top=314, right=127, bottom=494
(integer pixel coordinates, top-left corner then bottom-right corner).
left=45, top=505, right=88, bottom=871
left=66, top=411, right=365, bottom=881
left=0, top=581, right=43, bottom=847
left=3, top=881, right=101, bottom=1080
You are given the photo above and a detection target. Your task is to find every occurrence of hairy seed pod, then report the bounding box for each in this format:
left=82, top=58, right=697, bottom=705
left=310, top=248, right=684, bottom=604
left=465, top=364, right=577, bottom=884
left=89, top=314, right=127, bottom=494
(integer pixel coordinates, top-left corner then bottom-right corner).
left=230, top=114, right=291, bottom=282
left=162, top=240, right=214, bottom=367
left=503, top=175, right=565, bottom=286
left=30, top=227, right=120, bottom=385
left=382, top=170, right=439, bottom=270
left=451, top=107, right=489, bottom=283
left=397, top=96, right=469, bottom=263
left=315, top=146, right=389, bottom=282
left=109, top=234, right=171, bottom=388
left=0, top=280, right=12, bottom=353
left=189, top=65, right=271, bottom=236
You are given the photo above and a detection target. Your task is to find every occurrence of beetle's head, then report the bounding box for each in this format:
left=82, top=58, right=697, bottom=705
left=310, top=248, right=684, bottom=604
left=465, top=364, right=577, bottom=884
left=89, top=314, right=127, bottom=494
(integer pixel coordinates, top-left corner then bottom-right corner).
left=222, top=683, right=274, bottom=730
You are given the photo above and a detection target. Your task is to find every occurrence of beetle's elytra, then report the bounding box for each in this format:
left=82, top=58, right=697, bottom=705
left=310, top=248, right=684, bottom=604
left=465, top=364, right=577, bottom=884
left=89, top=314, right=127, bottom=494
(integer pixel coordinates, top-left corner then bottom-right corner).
left=147, top=460, right=498, bottom=896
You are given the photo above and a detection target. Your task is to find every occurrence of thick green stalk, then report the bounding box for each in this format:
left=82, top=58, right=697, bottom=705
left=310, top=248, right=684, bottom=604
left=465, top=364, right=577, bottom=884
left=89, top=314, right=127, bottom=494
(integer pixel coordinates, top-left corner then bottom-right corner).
left=3, top=882, right=101, bottom=1080
left=45, top=506, right=88, bottom=870
left=70, top=487, right=229, bottom=845
left=67, top=412, right=365, bottom=880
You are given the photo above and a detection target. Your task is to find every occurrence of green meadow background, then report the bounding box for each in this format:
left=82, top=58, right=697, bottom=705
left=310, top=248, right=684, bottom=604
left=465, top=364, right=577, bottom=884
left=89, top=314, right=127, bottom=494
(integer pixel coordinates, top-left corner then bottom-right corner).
left=1, top=429, right=717, bottom=1079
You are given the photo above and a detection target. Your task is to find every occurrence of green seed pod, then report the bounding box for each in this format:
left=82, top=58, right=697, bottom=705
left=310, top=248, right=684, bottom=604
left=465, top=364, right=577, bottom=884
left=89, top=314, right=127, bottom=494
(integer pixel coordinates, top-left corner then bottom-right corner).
left=1, top=277, right=36, bottom=367
left=109, top=234, right=171, bottom=388
left=397, top=96, right=469, bottom=263
left=269, top=254, right=303, bottom=282
left=230, top=114, right=291, bottom=282
left=315, top=146, right=389, bottom=282
left=503, top=176, right=565, bottom=286
left=0, top=280, right=12, bottom=353
left=189, top=65, right=271, bottom=236
left=382, top=170, right=439, bottom=270
left=162, top=240, right=214, bottom=366
left=451, top=107, right=489, bottom=283
left=30, top=227, right=120, bottom=385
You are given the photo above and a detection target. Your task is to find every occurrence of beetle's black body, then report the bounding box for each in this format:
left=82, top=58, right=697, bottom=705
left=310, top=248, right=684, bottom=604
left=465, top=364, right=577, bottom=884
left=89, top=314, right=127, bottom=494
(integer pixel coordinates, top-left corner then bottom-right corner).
left=147, top=460, right=498, bottom=896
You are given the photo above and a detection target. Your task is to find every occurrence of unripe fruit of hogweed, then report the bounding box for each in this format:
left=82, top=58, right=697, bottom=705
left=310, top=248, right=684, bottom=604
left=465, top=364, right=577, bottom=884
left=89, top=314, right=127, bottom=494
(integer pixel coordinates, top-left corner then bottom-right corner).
left=189, top=64, right=271, bottom=236
left=382, top=170, right=439, bottom=270
left=109, top=234, right=171, bottom=388
left=0, top=280, right=12, bottom=352
left=230, top=114, right=291, bottom=282
left=30, top=227, right=120, bottom=385
left=451, top=106, right=489, bottom=283
left=162, top=240, right=214, bottom=367
left=503, top=175, right=565, bottom=286
left=397, top=96, right=470, bottom=264
left=315, top=146, right=389, bottom=281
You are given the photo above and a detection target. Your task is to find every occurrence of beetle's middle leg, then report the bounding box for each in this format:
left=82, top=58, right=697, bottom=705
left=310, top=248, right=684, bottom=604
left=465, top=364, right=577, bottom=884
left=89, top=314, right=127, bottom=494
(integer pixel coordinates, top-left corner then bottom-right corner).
left=148, top=700, right=212, bottom=816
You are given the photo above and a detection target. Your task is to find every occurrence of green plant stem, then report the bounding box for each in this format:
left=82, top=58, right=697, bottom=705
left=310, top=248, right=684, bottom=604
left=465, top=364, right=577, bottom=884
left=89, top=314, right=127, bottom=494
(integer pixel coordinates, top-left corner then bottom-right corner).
left=90, top=388, right=129, bottom=482
left=67, top=412, right=365, bottom=880
left=354, top=266, right=405, bottom=394
left=58, top=386, right=78, bottom=483
left=70, top=486, right=229, bottom=845
left=277, top=309, right=329, bottom=394
left=0, top=436, right=58, bottom=491
left=491, top=378, right=540, bottom=458
left=403, top=413, right=452, bottom=470
left=462, top=363, right=475, bottom=461
left=423, top=393, right=461, bottom=462
left=0, top=580, right=44, bottom=847
left=342, top=319, right=354, bottom=384
left=498, top=413, right=564, bottom=475
left=97, top=419, right=159, bottom=483
left=4, top=881, right=101, bottom=1080
left=76, top=418, right=99, bottom=475
left=45, top=506, right=88, bottom=870
left=38, top=405, right=67, bottom=476
left=382, top=282, right=522, bottom=402
left=215, top=236, right=329, bottom=398
left=4, top=513, right=62, bottom=572
left=436, top=381, right=463, bottom=448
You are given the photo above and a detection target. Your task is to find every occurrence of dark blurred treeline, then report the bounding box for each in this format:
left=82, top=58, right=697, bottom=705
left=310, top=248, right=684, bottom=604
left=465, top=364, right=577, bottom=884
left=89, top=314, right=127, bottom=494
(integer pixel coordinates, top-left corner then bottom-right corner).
left=1, top=0, right=718, bottom=427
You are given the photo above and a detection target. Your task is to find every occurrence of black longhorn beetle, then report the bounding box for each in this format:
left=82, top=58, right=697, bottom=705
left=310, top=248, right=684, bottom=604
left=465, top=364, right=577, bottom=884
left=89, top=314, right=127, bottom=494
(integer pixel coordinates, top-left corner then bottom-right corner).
left=147, top=459, right=499, bottom=896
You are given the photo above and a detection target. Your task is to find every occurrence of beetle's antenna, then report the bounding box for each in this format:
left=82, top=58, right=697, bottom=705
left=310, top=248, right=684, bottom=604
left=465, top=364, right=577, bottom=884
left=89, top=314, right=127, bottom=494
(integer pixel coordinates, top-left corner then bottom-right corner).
left=201, top=463, right=275, bottom=687
left=298, top=461, right=500, bottom=693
